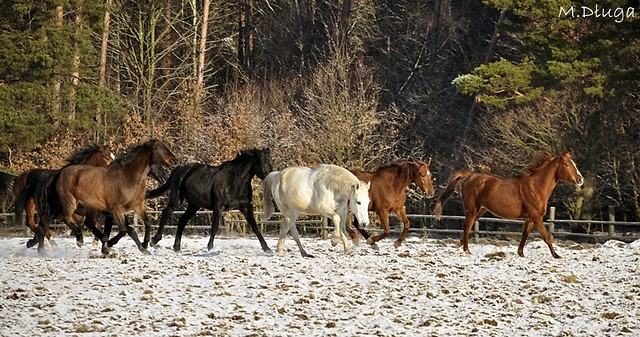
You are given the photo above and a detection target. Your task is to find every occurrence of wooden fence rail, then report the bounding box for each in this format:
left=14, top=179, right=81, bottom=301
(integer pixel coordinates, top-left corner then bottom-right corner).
left=1, top=206, right=639, bottom=243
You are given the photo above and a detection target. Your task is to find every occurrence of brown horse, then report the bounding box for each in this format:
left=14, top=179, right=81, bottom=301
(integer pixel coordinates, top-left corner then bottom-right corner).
left=434, top=150, right=584, bottom=258
left=12, top=144, right=114, bottom=247
left=33, top=139, right=176, bottom=255
left=348, top=160, right=435, bottom=248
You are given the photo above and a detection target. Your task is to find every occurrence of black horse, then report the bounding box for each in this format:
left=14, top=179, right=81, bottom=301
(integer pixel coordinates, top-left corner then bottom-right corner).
left=147, top=148, right=273, bottom=253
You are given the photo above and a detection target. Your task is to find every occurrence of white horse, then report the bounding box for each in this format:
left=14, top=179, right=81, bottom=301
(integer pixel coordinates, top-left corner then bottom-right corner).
left=262, top=164, right=371, bottom=257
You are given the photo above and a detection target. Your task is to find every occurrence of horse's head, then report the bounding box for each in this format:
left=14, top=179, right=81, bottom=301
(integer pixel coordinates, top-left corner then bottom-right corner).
left=255, top=148, right=274, bottom=180
left=412, top=159, right=435, bottom=198
left=149, top=140, right=177, bottom=167
left=349, top=180, right=371, bottom=227
left=557, top=150, right=584, bottom=186
left=97, top=145, right=116, bottom=166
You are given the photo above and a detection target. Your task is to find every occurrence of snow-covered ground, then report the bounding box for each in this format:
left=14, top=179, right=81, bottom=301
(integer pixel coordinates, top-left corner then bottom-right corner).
left=0, top=234, right=638, bottom=337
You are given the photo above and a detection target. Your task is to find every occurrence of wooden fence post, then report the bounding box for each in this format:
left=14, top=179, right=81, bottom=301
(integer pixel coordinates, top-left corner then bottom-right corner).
left=322, top=217, right=329, bottom=240
left=548, top=206, right=556, bottom=239
left=222, top=214, right=230, bottom=237
left=608, top=205, right=615, bottom=237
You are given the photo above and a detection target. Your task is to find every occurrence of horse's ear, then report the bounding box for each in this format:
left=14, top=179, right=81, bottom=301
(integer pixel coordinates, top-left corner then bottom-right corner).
left=351, top=184, right=357, bottom=192
left=427, top=157, right=432, bottom=166
left=365, top=181, right=371, bottom=190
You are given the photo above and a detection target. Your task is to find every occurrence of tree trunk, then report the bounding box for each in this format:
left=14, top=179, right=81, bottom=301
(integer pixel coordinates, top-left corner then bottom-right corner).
left=196, top=0, right=211, bottom=105
left=339, top=0, right=352, bottom=50
left=69, top=0, right=84, bottom=121
left=238, top=0, right=254, bottom=74
left=52, top=5, right=64, bottom=126
left=97, top=0, right=113, bottom=141
left=456, top=9, right=507, bottom=165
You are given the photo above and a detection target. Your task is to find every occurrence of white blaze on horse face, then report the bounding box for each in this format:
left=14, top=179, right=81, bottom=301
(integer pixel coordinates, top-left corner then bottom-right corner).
left=571, top=159, right=584, bottom=186
left=110, top=153, right=116, bottom=160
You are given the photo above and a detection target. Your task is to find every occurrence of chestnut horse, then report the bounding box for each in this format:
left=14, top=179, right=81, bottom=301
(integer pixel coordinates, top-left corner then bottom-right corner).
left=32, top=139, right=176, bottom=255
left=12, top=144, right=115, bottom=247
left=348, top=160, right=435, bottom=248
left=434, top=150, right=584, bottom=258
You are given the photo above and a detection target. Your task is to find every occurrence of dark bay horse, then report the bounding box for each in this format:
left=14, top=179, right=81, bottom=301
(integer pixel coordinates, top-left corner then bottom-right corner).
left=434, top=150, right=584, bottom=258
left=147, top=148, right=273, bottom=253
left=348, top=160, right=435, bottom=248
left=13, top=144, right=114, bottom=247
left=32, top=139, right=176, bottom=255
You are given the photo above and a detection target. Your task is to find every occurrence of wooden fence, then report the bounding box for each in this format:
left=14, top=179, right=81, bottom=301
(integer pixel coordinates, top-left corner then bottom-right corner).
left=1, top=206, right=639, bottom=243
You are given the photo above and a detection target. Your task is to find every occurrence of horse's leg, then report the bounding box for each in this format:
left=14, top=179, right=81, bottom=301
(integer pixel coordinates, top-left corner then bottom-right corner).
left=276, top=217, right=292, bottom=257
left=60, top=203, right=84, bottom=248
left=102, top=211, right=127, bottom=255
left=25, top=198, right=40, bottom=248
left=207, top=206, right=223, bottom=251
left=394, top=207, right=411, bottom=248
left=330, top=213, right=343, bottom=247
left=533, top=217, right=560, bottom=259
left=36, top=218, right=48, bottom=255
left=517, top=219, right=535, bottom=257
left=336, top=212, right=352, bottom=255
left=131, top=205, right=152, bottom=249
left=123, top=214, right=148, bottom=254
left=289, top=221, right=313, bottom=258
left=174, top=203, right=198, bottom=252
left=151, top=202, right=177, bottom=247
left=239, top=203, right=271, bottom=253
left=347, top=216, right=370, bottom=244
left=367, top=209, right=390, bottom=247
left=81, top=209, right=106, bottom=245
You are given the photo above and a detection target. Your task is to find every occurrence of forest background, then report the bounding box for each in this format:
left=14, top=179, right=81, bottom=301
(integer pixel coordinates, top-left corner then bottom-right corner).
left=0, top=0, right=638, bottom=226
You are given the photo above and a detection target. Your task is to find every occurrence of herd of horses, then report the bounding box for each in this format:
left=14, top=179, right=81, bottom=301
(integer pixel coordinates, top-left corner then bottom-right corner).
left=1, top=139, right=584, bottom=259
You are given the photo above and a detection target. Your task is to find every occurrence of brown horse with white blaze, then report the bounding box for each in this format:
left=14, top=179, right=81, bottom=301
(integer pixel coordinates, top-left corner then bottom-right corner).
left=349, top=160, right=435, bottom=248
left=434, top=150, right=584, bottom=258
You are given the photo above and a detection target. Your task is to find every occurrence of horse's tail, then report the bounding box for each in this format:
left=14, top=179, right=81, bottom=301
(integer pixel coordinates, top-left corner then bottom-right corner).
left=434, top=169, right=473, bottom=220
left=146, top=168, right=177, bottom=199
left=13, top=175, right=39, bottom=226
left=262, top=172, right=278, bottom=220
left=36, top=171, right=63, bottom=224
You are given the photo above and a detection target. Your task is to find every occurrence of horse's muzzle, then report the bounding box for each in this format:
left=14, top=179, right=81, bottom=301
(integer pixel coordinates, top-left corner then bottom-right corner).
left=576, top=176, right=584, bottom=186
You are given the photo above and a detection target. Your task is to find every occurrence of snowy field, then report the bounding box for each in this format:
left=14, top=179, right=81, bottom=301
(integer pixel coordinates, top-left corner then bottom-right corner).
left=0, top=234, right=638, bottom=337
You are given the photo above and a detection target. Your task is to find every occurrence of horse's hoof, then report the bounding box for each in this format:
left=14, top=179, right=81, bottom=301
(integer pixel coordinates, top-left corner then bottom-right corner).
left=302, top=253, right=315, bottom=258
left=26, top=239, right=37, bottom=249
left=370, top=243, right=380, bottom=251
left=140, top=248, right=151, bottom=255
left=92, top=240, right=99, bottom=249
left=102, top=245, right=111, bottom=255
left=331, top=237, right=339, bottom=247
left=263, top=247, right=273, bottom=254
left=517, top=251, right=525, bottom=257
left=49, top=239, right=58, bottom=248
left=553, top=254, right=561, bottom=259
left=150, top=237, right=161, bottom=247
left=393, top=240, right=403, bottom=248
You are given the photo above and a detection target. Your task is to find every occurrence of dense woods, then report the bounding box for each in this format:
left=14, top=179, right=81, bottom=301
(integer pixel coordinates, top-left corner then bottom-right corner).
left=1, top=0, right=638, bottom=223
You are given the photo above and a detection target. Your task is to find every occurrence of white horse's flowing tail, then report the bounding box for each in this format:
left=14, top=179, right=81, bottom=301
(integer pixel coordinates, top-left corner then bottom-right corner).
left=262, top=171, right=278, bottom=220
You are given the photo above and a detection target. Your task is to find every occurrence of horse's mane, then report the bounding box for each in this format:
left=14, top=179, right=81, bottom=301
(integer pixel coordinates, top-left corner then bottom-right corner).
left=233, top=148, right=262, bottom=161
left=65, top=144, right=104, bottom=165
left=377, top=160, right=416, bottom=183
left=112, top=140, right=154, bottom=166
left=316, top=164, right=359, bottom=192
left=522, top=153, right=555, bottom=176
